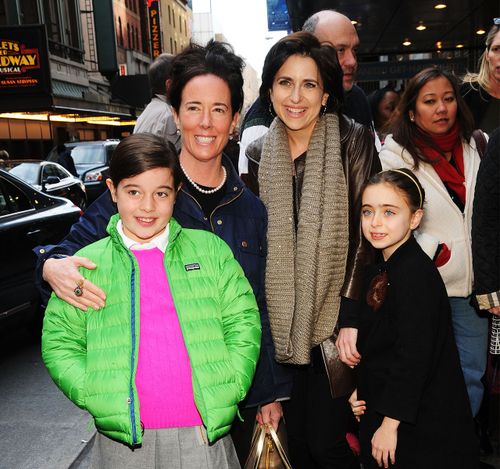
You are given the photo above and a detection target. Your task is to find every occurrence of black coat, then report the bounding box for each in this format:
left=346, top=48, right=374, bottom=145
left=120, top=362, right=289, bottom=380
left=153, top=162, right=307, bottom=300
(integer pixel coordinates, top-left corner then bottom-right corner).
left=472, top=128, right=500, bottom=298
left=357, top=236, right=478, bottom=469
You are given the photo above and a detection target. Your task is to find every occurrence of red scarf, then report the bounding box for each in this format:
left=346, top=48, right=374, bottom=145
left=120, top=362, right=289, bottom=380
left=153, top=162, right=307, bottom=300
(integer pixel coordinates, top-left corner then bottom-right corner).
left=415, top=122, right=465, bottom=205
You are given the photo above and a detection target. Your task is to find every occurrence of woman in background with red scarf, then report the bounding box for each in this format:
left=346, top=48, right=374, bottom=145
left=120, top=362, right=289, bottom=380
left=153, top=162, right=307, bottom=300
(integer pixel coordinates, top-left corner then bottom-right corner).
left=379, top=67, right=489, bottom=423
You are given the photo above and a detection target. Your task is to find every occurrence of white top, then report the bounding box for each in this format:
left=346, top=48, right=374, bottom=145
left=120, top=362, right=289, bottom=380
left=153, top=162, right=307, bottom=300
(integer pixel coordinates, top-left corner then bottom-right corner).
left=116, top=219, right=169, bottom=253
left=379, top=134, right=483, bottom=297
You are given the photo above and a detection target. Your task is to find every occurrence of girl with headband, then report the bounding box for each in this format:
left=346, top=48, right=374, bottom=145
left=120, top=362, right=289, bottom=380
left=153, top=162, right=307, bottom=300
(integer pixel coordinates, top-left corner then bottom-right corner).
left=349, top=168, right=478, bottom=469
left=379, top=67, right=488, bottom=422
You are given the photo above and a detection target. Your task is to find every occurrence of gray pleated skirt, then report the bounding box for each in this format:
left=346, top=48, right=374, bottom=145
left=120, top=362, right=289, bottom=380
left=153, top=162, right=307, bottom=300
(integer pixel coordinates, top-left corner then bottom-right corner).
left=90, top=426, right=240, bottom=469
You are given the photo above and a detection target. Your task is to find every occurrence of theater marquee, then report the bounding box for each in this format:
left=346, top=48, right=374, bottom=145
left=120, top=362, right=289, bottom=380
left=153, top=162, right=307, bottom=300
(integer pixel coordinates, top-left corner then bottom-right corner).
left=0, top=25, right=52, bottom=111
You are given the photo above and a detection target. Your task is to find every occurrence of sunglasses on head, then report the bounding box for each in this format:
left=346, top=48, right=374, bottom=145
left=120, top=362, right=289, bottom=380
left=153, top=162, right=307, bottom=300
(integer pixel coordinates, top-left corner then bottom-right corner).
left=494, top=18, right=500, bottom=25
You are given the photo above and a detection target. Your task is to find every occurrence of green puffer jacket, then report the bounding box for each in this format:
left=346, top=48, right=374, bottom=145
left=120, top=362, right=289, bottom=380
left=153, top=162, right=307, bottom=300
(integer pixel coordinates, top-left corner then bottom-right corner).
left=42, top=215, right=261, bottom=446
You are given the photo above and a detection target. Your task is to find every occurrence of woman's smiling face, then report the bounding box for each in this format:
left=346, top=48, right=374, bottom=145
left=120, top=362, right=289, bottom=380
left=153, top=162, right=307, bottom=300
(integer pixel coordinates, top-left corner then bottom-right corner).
left=269, top=54, right=329, bottom=136
left=174, top=73, right=239, bottom=164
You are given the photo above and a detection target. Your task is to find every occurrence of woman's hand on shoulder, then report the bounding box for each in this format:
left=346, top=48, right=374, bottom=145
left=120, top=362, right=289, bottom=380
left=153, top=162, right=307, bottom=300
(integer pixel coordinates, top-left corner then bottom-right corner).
left=43, top=256, right=106, bottom=311
left=371, top=416, right=400, bottom=468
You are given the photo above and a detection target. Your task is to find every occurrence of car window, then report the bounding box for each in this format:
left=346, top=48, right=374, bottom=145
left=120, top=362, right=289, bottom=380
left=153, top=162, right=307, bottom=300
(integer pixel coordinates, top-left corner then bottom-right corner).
left=70, top=145, right=106, bottom=165
left=42, top=164, right=59, bottom=181
left=9, top=163, right=40, bottom=185
left=106, top=145, right=117, bottom=162
left=53, top=165, right=70, bottom=179
left=0, top=178, right=32, bottom=215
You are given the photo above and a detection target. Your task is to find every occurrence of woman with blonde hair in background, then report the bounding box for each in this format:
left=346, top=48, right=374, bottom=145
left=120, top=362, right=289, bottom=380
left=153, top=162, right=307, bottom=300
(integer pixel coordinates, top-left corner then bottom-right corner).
left=462, top=20, right=500, bottom=133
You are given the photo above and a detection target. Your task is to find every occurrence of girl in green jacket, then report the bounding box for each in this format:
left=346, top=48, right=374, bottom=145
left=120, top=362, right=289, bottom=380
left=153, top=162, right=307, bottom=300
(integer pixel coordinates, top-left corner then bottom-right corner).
left=42, top=133, right=261, bottom=469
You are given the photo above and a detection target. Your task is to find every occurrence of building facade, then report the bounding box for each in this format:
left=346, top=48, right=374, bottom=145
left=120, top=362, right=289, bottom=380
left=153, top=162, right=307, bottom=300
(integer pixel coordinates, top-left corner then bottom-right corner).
left=0, top=0, right=166, bottom=158
left=160, top=0, right=191, bottom=55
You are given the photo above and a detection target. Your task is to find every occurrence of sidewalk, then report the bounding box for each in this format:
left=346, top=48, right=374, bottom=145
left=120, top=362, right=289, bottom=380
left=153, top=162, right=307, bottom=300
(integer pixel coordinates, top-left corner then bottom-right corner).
left=0, top=340, right=95, bottom=469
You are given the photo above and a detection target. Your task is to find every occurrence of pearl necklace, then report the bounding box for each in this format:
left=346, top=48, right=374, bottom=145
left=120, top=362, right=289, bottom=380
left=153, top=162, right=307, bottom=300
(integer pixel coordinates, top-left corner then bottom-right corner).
left=180, top=163, right=227, bottom=195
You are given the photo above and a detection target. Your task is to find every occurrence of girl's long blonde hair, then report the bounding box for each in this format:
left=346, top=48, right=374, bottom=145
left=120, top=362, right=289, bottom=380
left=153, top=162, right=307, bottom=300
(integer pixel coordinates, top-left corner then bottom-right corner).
left=463, top=25, right=500, bottom=91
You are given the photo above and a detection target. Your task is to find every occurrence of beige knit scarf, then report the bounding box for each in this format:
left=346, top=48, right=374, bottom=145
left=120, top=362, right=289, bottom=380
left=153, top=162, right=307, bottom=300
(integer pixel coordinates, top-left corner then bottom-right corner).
left=259, top=113, right=349, bottom=365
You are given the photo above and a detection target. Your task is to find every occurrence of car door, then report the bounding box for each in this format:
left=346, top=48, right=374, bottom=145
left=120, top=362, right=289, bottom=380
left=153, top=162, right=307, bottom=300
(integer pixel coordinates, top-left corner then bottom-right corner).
left=0, top=177, right=40, bottom=323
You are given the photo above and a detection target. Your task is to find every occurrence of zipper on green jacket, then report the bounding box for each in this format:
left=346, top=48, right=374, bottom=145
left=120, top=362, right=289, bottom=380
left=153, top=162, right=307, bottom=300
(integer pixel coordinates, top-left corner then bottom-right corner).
left=125, top=249, right=138, bottom=446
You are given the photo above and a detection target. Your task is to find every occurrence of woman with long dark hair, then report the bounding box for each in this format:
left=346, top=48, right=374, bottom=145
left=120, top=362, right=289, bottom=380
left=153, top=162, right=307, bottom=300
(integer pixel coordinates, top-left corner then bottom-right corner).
left=246, top=31, right=380, bottom=468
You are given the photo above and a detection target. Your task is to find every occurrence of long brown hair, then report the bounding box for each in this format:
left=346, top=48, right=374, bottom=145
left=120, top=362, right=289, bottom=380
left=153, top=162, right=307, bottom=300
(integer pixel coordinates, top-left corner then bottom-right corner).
left=387, top=67, right=474, bottom=168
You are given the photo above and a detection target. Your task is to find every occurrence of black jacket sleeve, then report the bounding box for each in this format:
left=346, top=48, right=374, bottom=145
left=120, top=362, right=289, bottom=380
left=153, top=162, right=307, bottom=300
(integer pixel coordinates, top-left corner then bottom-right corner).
left=34, top=191, right=117, bottom=305
left=472, top=129, right=500, bottom=296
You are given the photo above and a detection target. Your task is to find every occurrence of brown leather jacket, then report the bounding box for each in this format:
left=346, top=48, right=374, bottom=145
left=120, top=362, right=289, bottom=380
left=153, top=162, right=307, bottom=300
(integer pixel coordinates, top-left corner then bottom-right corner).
left=245, top=114, right=381, bottom=397
left=246, top=113, right=381, bottom=305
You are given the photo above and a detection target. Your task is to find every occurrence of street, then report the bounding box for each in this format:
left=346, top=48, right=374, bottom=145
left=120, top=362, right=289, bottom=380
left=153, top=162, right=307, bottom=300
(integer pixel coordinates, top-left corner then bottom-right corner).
left=0, top=326, right=498, bottom=469
left=0, top=329, right=94, bottom=469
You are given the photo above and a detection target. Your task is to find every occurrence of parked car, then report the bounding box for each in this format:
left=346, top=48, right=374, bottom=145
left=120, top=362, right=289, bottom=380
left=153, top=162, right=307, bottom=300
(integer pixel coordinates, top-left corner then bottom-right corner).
left=0, top=169, right=82, bottom=334
left=3, top=160, right=87, bottom=210
left=47, top=140, right=119, bottom=203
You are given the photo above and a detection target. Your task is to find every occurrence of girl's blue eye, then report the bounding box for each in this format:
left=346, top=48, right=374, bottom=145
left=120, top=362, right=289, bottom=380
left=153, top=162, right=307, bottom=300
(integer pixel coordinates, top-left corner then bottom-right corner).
left=362, top=209, right=372, bottom=216
left=384, top=210, right=395, bottom=216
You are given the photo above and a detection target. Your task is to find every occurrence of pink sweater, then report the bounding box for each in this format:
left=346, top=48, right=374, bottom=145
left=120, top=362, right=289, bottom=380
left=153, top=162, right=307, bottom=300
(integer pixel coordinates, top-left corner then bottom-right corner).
left=132, top=247, right=202, bottom=429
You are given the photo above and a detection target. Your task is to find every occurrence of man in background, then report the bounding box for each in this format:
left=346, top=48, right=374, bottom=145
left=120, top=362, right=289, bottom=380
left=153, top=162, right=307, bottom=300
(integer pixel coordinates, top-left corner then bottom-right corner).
left=134, top=53, right=180, bottom=151
left=302, top=9, right=373, bottom=129
left=238, top=9, right=377, bottom=175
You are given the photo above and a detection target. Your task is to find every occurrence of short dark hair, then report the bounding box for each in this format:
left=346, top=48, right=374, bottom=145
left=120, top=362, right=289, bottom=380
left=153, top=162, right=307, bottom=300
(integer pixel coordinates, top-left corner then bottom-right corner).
left=259, top=31, right=344, bottom=114
left=109, top=134, right=182, bottom=190
left=148, top=53, right=174, bottom=96
left=366, top=168, right=426, bottom=212
left=388, top=67, right=474, bottom=168
left=168, top=40, right=244, bottom=116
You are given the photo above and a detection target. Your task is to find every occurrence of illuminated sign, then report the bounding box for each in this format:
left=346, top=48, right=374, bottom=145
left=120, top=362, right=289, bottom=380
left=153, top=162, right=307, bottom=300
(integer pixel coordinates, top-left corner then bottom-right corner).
left=147, top=1, right=162, bottom=58
left=0, top=25, right=52, bottom=111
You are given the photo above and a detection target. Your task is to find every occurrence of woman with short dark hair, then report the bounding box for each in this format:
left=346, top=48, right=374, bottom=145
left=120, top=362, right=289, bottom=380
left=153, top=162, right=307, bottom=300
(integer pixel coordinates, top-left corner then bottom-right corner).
left=247, top=31, right=380, bottom=468
left=36, top=40, right=292, bottom=466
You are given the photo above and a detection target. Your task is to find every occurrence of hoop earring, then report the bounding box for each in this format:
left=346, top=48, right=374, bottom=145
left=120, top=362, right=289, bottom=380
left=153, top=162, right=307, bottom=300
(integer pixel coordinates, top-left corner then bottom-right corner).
left=268, top=103, right=275, bottom=117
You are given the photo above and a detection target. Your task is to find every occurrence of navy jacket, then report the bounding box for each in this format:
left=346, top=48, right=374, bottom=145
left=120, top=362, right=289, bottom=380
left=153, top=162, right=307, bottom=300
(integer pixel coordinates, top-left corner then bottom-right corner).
left=34, top=156, right=292, bottom=407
